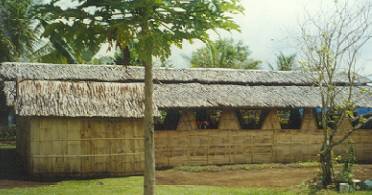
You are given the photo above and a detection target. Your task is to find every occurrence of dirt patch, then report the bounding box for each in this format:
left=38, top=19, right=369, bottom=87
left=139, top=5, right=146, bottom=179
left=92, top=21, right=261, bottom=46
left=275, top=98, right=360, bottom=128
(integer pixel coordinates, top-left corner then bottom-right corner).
left=0, top=180, right=53, bottom=189
left=0, top=145, right=371, bottom=190
left=156, top=165, right=372, bottom=188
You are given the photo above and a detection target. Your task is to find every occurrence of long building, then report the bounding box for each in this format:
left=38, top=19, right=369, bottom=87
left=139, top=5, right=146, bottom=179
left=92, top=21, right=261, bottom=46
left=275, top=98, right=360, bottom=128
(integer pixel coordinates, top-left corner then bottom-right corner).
left=0, top=62, right=371, bottom=178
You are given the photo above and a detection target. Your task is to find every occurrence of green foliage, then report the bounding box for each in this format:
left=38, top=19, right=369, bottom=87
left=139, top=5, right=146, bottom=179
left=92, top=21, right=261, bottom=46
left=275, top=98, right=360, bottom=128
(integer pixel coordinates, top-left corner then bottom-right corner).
left=34, top=0, right=244, bottom=64
left=113, top=44, right=142, bottom=66
left=0, top=126, right=16, bottom=140
left=32, top=10, right=105, bottom=64
left=191, top=39, right=261, bottom=69
left=272, top=53, right=296, bottom=71
left=0, top=0, right=37, bottom=62
left=337, top=140, right=356, bottom=185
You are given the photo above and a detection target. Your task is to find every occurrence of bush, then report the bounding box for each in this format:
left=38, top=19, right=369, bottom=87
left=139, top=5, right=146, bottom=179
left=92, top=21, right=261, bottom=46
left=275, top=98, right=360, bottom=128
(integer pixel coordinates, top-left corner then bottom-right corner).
left=0, top=126, right=16, bottom=139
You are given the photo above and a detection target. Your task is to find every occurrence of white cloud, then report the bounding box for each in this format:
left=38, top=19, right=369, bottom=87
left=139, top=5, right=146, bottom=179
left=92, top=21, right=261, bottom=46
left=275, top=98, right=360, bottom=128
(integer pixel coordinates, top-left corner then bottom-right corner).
left=169, top=0, right=372, bottom=76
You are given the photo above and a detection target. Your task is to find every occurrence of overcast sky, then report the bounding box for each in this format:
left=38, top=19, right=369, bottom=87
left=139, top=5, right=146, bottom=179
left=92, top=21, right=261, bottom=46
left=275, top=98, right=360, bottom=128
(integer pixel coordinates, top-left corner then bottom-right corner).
left=167, top=0, right=372, bottom=77
left=57, top=0, right=372, bottom=76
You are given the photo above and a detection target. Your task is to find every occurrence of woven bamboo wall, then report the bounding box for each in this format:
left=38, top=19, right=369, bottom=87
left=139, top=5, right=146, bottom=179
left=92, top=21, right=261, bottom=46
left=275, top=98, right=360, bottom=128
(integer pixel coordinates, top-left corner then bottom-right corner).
left=19, top=117, right=144, bottom=178
left=17, top=116, right=372, bottom=178
left=155, top=129, right=372, bottom=168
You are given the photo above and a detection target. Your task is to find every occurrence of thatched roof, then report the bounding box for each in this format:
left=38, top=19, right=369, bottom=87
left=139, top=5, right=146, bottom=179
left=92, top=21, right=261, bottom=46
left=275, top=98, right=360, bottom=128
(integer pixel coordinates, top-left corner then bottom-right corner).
left=2, top=62, right=371, bottom=117
left=15, top=80, right=158, bottom=118
left=155, top=83, right=372, bottom=109
left=0, top=62, right=369, bottom=86
left=14, top=80, right=372, bottom=117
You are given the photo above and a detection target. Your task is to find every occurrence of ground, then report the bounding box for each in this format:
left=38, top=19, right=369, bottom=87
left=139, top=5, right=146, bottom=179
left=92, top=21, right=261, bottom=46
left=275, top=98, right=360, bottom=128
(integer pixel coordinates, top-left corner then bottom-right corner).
left=1, top=143, right=372, bottom=194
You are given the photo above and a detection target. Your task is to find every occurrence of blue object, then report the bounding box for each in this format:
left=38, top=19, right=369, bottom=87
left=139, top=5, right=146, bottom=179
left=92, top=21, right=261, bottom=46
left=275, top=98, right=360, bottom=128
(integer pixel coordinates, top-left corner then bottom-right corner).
left=355, top=108, right=372, bottom=115
left=361, top=180, right=372, bottom=190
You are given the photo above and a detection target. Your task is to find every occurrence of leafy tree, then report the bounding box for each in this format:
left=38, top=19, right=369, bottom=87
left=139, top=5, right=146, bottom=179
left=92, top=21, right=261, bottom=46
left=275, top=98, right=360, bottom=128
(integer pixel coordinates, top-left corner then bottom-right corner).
left=191, top=39, right=261, bottom=69
left=36, top=1, right=243, bottom=194
left=0, top=0, right=37, bottom=62
left=113, top=43, right=142, bottom=66
left=32, top=13, right=105, bottom=64
left=299, top=1, right=372, bottom=188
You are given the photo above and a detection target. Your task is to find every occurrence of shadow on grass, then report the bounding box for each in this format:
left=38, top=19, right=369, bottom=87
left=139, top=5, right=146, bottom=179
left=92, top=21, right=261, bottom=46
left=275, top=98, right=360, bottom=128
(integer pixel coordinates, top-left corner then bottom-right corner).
left=0, top=147, right=24, bottom=180
left=0, top=144, right=56, bottom=189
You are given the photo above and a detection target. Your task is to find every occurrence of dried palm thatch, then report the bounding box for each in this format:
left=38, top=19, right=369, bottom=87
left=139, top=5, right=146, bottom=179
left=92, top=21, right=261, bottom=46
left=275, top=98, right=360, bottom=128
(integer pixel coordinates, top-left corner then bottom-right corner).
left=154, top=83, right=372, bottom=109
left=15, top=80, right=371, bottom=117
left=0, top=62, right=369, bottom=85
left=16, top=80, right=159, bottom=118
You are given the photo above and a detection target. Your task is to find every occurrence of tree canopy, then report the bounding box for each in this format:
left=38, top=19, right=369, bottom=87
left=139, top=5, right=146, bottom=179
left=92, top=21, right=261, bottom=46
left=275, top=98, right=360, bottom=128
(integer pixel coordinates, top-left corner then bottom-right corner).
left=0, top=0, right=36, bottom=62
left=35, top=0, right=244, bottom=65
left=190, top=39, right=261, bottom=69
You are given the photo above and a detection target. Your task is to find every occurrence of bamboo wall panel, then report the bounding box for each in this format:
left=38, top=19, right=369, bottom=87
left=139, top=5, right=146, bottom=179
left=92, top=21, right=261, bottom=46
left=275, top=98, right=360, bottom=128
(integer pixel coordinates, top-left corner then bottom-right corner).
left=24, top=117, right=144, bottom=178
left=18, top=116, right=372, bottom=178
left=218, top=111, right=240, bottom=130
left=155, top=129, right=372, bottom=168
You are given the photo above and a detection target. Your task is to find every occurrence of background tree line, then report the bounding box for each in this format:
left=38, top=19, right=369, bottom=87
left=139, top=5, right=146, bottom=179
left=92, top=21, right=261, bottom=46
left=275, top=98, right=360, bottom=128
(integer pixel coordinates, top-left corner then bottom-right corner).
left=0, top=0, right=295, bottom=71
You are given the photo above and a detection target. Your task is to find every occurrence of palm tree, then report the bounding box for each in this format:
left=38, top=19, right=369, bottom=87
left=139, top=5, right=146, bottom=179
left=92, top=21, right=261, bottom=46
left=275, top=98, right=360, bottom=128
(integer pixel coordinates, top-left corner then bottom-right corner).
left=275, top=53, right=296, bottom=71
left=0, top=0, right=37, bottom=62
left=190, top=39, right=261, bottom=69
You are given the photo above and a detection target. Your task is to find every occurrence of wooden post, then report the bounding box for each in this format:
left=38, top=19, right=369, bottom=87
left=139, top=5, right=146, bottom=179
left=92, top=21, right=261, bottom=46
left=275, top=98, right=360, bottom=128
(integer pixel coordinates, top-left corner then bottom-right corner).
left=218, top=110, right=240, bottom=130
left=142, top=22, right=155, bottom=194
left=176, top=111, right=197, bottom=130
left=261, top=109, right=281, bottom=130
left=301, top=108, right=318, bottom=130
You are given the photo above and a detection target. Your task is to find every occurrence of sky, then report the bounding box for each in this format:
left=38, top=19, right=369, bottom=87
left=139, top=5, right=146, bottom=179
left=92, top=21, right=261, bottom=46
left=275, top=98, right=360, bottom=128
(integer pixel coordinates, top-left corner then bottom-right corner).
left=167, top=0, right=372, bottom=77
left=57, top=0, right=372, bottom=77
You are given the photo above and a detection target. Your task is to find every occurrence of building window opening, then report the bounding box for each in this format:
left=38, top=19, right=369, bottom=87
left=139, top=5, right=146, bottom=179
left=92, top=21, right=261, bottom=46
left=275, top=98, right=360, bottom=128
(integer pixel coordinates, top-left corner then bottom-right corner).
left=154, top=109, right=180, bottom=130
left=237, top=109, right=268, bottom=129
left=278, top=108, right=304, bottom=129
left=196, top=109, right=221, bottom=129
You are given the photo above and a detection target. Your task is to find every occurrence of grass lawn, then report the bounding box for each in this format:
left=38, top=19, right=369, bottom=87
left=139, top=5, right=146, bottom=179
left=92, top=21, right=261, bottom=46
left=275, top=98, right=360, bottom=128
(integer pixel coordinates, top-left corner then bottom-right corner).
left=0, top=176, right=371, bottom=195
left=0, top=142, right=16, bottom=149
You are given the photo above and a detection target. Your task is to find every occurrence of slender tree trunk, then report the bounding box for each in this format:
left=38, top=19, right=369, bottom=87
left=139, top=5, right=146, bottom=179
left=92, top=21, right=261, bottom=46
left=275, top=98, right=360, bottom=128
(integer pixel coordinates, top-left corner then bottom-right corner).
left=122, top=45, right=131, bottom=65
left=320, top=143, right=333, bottom=187
left=142, top=24, right=155, bottom=195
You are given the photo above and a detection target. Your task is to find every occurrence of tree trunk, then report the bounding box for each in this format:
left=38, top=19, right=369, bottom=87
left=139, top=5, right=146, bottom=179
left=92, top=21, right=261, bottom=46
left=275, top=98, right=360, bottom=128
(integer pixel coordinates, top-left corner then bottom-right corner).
left=122, top=46, right=131, bottom=65
left=142, top=27, right=155, bottom=195
left=320, top=144, right=333, bottom=187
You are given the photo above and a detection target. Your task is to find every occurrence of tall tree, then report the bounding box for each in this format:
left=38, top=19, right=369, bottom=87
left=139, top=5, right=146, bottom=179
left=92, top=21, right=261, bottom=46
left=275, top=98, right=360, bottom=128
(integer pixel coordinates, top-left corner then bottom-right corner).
left=299, top=0, right=372, bottom=187
left=36, top=1, right=243, bottom=194
left=0, top=0, right=36, bottom=62
left=191, top=39, right=261, bottom=69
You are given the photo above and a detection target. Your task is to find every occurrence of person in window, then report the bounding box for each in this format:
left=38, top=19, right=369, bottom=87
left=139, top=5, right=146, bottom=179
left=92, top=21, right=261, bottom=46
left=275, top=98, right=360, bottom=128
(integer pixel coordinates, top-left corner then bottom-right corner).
left=197, top=120, right=209, bottom=129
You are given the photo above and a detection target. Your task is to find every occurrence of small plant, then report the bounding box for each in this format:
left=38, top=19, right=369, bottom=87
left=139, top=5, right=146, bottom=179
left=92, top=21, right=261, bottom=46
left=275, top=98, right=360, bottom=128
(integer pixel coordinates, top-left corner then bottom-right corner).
left=336, top=139, right=356, bottom=192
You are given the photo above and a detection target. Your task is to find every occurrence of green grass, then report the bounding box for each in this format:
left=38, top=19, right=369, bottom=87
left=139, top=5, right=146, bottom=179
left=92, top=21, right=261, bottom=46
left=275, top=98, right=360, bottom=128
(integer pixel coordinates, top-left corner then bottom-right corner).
left=0, top=143, right=16, bottom=149
left=0, top=176, right=371, bottom=195
left=0, top=176, right=293, bottom=195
